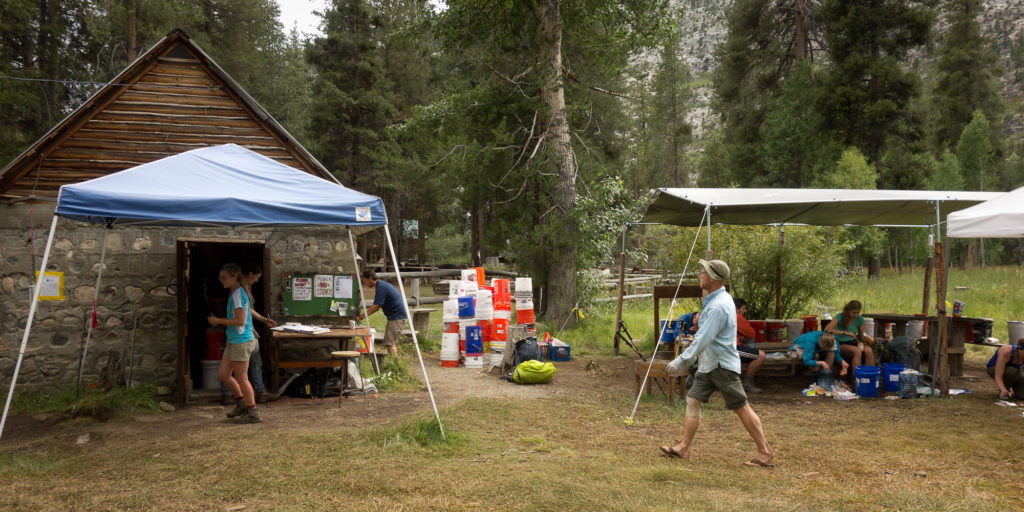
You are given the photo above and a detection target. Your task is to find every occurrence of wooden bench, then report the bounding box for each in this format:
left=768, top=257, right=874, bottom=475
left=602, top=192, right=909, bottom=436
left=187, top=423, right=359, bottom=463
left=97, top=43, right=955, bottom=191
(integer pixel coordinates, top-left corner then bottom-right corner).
left=747, top=341, right=803, bottom=377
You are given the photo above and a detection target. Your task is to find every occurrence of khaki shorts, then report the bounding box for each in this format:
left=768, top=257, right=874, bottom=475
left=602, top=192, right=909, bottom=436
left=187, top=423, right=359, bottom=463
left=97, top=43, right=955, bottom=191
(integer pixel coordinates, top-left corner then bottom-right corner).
left=687, top=367, right=748, bottom=410
left=226, top=339, right=256, bottom=362
left=383, top=318, right=408, bottom=347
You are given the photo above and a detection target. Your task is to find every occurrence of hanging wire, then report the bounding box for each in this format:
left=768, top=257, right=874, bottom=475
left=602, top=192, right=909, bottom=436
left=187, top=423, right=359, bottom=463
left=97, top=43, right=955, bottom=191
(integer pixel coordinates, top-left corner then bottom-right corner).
left=627, top=210, right=708, bottom=422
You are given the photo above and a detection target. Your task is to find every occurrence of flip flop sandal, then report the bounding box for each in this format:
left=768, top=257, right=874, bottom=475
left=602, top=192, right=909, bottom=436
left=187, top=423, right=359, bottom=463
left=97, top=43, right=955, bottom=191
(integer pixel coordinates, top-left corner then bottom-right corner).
left=660, top=446, right=683, bottom=458
left=743, top=459, right=775, bottom=468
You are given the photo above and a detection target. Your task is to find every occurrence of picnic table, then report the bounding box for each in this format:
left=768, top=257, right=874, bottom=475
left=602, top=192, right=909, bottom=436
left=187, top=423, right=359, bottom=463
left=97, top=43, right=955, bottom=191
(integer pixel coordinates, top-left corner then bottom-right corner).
left=864, top=313, right=996, bottom=377
left=270, top=326, right=371, bottom=393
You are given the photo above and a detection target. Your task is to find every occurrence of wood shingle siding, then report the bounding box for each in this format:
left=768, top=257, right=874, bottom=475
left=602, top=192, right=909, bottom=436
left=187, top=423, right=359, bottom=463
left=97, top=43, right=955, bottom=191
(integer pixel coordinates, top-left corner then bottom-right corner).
left=0, top=29, right=335, bottom=201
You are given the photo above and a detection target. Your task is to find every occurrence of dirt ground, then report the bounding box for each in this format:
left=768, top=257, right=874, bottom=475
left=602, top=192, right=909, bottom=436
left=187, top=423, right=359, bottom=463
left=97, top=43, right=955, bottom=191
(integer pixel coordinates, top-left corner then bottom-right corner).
left=0, top=353, right=1009, bottom=451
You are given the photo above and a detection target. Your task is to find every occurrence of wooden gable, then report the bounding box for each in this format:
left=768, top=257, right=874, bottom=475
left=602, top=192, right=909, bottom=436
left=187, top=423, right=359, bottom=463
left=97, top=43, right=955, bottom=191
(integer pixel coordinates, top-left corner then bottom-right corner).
left=0, top=29, right=334, bottom=201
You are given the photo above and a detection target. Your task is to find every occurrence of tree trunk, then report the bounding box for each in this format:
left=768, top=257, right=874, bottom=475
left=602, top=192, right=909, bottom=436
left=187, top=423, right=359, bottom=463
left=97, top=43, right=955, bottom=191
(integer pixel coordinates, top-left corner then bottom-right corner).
left=127, top=0, right=138, bottom=61
left=470, top=206, right=481, bottom=267
left=868, top=257, right=881, bottom=279
left=536, top=0, right=577, bottom=325
left=795, top=0, right=807, bottom=61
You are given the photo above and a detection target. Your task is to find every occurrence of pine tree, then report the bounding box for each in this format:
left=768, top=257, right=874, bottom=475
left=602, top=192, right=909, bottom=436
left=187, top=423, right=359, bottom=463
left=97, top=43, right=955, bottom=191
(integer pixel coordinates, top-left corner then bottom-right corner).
left=816, top=0, right=933, bottom=187
left=956, top=110, right=994, bottom=191
left=931, top=0, right=1001, bottom=150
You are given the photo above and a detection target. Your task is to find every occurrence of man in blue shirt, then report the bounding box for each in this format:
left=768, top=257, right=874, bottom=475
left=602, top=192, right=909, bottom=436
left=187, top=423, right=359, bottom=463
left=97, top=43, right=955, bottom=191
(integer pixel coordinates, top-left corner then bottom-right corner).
left=659, top=259, right=776, bottom=468
left=356, top=269, right=408, bottom=358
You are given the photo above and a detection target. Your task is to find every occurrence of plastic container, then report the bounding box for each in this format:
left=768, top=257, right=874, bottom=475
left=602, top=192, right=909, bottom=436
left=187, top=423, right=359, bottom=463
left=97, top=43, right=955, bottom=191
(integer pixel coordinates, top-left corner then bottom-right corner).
left=898, top=369, right=919, bottom=398
left=908, top=320, right=925, bottom=339
left=748, top=320, right=766, bottom=344
left=862, top=317, right=875, bottom=338
left=492, top=318, right=509, bottom=341
left=493, top=309, right=512, bottom=320
left=465, top=326, right=484, bottom=353
left=660, top=320, right=680, bottom=342
left=461, top=268, right=479, bottom=283
left=801, top=315, right=819, bottom=334
left=854, top=365, right=880, bottom=397
left=464, top=354, right=484, bottom=368
left=786, top=320, right=803, bottom=342
left=1008, top=321, right=1024, bottom=344
left=881, top=363, right=906, bottom=392
left=514, top=277, right=533, bottom=297
left=457, top=296, right=475, bottom=318
left=766, top=320, right=786, bottom=343
left=816, top=368, right=835, bottom=391
left=205, top=328, right=226, bottom=360
left=550, top=345, right=571, bottom=361
left=200, top=360, right=221, bottom=390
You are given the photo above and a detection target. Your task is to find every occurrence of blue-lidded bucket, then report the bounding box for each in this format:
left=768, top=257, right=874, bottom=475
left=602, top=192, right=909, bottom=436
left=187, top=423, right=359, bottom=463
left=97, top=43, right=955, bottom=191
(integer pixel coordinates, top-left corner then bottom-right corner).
left=881, top=363, right=905, bottom=392
left=457, top=296, right=475, bottom=318
left=660, top=320, right=680, bottom=342
left=855, top=366, right=880, bottom=397
left=465, top=325, right=483, bottom=353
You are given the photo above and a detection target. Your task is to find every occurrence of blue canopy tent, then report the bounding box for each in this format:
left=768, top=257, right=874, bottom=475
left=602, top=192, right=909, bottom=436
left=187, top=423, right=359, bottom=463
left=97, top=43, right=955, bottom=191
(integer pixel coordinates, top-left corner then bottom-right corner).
left=1, top=144, right=444, bottom=440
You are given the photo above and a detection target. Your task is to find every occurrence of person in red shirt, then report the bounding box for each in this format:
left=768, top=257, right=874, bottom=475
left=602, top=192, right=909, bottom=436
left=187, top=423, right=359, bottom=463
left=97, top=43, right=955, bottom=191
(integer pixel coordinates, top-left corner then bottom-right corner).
left=735, top=298, right=766, bottom=393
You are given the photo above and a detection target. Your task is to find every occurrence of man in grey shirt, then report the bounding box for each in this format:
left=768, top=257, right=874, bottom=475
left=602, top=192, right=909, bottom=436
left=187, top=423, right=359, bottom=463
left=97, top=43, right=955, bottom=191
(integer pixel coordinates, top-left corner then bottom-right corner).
left=659, top=259, right=776, bottom=468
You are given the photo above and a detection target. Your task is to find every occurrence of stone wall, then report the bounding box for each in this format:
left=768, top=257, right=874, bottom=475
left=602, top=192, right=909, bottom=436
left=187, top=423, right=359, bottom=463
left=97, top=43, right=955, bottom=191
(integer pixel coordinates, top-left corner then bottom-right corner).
left=0, top=203, right=359, bottom=394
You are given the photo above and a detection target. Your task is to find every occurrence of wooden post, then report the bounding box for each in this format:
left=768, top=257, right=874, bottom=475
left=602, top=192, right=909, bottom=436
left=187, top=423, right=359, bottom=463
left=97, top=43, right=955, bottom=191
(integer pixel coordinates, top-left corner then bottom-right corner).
left=614, top=251, right=625, bottom=355
left=922, top=255, right=933, bottom=315
left=935, top=242, right=950, bottom=395
left=775, top=229, right=784, bottom=318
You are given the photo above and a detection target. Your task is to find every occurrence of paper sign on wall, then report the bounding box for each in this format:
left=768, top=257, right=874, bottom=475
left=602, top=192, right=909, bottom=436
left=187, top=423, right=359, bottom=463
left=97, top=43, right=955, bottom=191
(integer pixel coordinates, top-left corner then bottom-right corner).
left=292, top=277, right=312, bottom=301
left=334, top=276, right=353, bottom=299
left=33, top=271, right=64, bottom=301
left=314, top=275, right=333, bottom=298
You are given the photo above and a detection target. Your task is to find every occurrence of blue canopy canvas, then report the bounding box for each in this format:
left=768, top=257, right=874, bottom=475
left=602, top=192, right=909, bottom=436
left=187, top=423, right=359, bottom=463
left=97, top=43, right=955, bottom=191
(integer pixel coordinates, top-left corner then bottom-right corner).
left=55, top=144, right=387, bottom=227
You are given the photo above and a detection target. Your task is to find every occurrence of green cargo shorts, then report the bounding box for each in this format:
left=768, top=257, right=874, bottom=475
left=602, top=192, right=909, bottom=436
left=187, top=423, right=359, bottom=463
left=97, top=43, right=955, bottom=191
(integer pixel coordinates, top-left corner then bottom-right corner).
left=687, top=367, right=748, bottom=410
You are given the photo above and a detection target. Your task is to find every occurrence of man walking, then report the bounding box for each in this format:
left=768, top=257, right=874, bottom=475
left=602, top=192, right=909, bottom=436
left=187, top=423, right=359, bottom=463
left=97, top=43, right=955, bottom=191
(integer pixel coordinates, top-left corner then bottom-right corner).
left=355, top=269, right=408, bottom=358
left=659, top=259, right=775, bottom=468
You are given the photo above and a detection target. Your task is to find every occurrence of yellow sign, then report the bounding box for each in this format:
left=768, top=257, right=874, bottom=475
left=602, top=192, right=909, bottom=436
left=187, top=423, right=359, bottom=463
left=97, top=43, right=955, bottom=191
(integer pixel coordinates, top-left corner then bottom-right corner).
left=33, top=271, right=65, bottom=301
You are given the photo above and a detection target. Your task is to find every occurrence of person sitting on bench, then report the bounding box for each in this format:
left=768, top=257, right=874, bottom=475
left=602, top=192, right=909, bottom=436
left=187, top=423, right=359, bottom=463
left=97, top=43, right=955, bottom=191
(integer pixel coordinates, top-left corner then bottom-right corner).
left=735, top=298, right=766, bottom=393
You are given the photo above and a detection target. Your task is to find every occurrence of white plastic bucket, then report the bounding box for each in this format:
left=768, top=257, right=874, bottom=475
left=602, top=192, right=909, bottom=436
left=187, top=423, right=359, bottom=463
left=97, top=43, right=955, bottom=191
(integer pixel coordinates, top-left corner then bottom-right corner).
left=908, top=320, right=925, bottom=339
left=493, top=309, right=512, bottom=320
left=441, top=333, right=460, bottom=353
left=862, top=318, right=875, bottom=338
left=514, top=277, right=533, bottom=295
left=200, top=360, right=221, bottom=390
left=448, top=281, right=461, bottom=298
left=786, top=320, right=803, bottom=341
left=443, top=299, right=459, bottom=317
left=461, top=269, right=479, bottom=283
left=459, top=280, right=478, bottom=295
left=516, top=297, right=534, bottom=310
left=464, top=355, right=484, bottom=368
left=1008, top=321, right=1024, bottom=344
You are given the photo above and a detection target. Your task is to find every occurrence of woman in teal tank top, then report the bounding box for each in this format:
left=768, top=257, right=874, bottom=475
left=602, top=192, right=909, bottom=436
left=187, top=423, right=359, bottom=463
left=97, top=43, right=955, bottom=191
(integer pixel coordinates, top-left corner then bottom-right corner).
left=824, top=300, right=875, bottom=383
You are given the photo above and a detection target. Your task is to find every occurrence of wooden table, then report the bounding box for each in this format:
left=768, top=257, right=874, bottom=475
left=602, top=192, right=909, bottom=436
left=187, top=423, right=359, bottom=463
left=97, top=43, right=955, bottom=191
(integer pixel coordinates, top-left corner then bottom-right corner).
left=864, top=313, right=994, bottom=377
left=270, top=327, right=371, bottom=393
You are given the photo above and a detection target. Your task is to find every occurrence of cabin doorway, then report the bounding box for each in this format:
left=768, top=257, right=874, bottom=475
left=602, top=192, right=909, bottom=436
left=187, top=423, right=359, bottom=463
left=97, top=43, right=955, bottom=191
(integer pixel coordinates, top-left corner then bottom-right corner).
left=176, top=239, right=270, bottom=402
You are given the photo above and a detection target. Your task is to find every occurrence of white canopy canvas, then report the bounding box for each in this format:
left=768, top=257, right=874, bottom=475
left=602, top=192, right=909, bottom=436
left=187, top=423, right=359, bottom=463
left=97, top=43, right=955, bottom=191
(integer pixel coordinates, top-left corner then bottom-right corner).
left=643, top=188, right=1003, bottom=227
left=946, top=186, right=1024, bottom=238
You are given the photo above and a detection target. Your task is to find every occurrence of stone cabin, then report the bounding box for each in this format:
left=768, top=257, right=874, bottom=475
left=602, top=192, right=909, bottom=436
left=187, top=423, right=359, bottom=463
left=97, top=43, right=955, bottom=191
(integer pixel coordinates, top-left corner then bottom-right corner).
left=0, top=29, right=361, bottom=401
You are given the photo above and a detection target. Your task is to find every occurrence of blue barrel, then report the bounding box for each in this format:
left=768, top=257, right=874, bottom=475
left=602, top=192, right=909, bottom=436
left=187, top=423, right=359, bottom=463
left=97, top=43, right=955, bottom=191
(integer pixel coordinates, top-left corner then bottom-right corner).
left=457, top=296, right=475, bottom=318
left=855, top=366, right=880, bottom=397
left=660, top=320, right=680, bottom=342
left=881, top=363, right=905, bottom=392
left=465, top=325, right=483, bottom=353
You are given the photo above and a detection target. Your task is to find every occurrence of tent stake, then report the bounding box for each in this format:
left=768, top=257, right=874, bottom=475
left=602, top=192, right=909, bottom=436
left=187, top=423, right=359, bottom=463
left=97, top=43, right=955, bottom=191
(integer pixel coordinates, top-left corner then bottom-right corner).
left=1, top=215, right=59, bottom=442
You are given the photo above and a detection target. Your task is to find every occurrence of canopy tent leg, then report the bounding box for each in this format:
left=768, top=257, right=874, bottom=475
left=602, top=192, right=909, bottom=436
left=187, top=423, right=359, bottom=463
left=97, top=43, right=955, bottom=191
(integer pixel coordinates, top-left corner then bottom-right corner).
left=775, top=227, right=784, bottom=318
left=348, top=228, right=378, bottom=374
left=705, top=205, right=712, bottom=260
left=383, top=225, right=446, bottom=440
left=1, top=214, right=60, bottom=442
left=77, top=229, right=109, bottom=391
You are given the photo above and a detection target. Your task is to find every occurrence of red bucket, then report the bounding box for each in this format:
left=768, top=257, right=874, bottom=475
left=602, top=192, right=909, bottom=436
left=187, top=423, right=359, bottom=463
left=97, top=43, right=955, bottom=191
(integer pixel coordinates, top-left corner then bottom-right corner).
left=748, top=320, right=766, bottom=344
left=801, top=315, right=819, bottom=334
left=478, top=319, right=493, bottom=342
left=440, top=359, right=459, bottom=368
left=766, top=320, right=786, bottom=343
left=492, top=319, right=509, bottom=341
left=444, top=321, right=459, bottom=334
left=205, top=329, right=226, bottom=359
left=516, top=308, right=535, bottom=324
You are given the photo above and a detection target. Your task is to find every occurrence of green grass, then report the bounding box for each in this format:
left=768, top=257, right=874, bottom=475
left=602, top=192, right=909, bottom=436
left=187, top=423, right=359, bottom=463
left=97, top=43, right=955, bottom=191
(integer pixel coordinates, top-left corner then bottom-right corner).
left=11, top=383, right=160, bottom=419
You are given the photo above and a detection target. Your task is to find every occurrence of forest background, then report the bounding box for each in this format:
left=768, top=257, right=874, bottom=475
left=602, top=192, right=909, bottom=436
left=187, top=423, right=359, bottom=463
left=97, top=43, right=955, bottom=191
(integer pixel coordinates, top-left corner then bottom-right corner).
left=4, top=0, right=1024, bottom=323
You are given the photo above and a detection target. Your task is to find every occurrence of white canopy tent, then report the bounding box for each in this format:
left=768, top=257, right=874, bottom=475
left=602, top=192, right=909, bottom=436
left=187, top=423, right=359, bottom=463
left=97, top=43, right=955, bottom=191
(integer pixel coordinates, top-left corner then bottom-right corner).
left=643, top=188, right=1003, bottom=227
left=1, top=145, right=446, bottom=441
left=946, top=185, right=1024, bottom=238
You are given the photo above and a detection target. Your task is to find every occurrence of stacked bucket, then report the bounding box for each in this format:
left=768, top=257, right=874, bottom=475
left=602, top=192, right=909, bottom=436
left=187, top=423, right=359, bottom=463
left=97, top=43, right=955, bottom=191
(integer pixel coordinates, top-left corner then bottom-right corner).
left=514, top=277, right=536, bottom=338
left=440, top=298, right=460, bottom=367
left=490, top=279, right=511, bottom=366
